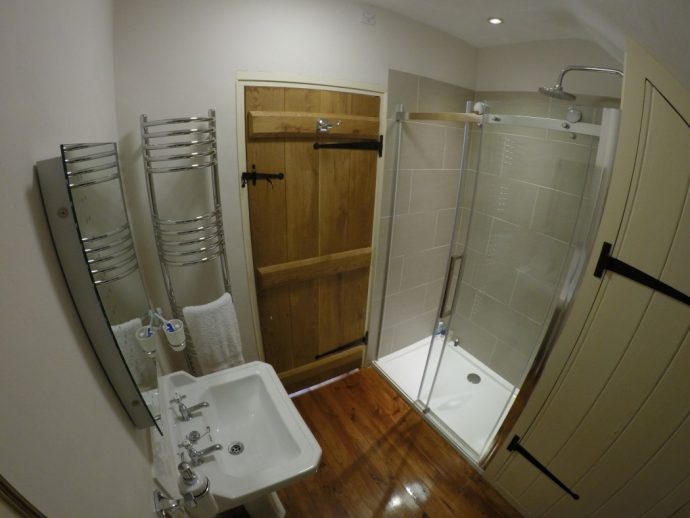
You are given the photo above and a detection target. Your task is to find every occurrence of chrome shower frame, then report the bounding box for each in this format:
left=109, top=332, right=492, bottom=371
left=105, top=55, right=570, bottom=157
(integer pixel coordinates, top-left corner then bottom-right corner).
left=373, top=103, right=621, bottom=468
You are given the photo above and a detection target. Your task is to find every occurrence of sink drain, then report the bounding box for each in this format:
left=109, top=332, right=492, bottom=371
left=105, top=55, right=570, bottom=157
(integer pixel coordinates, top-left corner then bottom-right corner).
left=467, top=373, right=481, bottom=384
left=228, top=441, right=244, bottom=455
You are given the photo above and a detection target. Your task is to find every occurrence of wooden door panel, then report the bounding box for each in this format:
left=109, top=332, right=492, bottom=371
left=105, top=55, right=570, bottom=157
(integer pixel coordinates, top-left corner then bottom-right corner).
left=317, top=269, right=369, bottom=355
left=246, top=86, right=287, bottom=267
left=347, top=150, right=377, bottom=248
left=319, top=149, right=352, bottom=254
left=285, top=141, right=318, bottom=259
left=245, top=85, right=380, bottom=378
left=255, top=247, right=371, bottom=289
left=248, top=111, right=379, bottom=139
left=257, top=287, right=293, bottom=373
left=288, top=279, right=320, bottom=367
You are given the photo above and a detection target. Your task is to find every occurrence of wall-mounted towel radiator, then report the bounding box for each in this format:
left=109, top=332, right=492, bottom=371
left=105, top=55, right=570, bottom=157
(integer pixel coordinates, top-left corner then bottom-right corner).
left=140, top=109, right=231, bottom=375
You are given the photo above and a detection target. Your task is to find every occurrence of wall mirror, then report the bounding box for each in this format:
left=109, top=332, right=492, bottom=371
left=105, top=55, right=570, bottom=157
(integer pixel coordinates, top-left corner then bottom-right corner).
left=37, top=143, right=160, bottom=431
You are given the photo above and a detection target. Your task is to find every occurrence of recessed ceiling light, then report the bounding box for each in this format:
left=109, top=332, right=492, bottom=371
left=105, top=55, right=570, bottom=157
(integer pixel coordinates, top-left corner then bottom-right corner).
left=488, top=17, right=503, bottom=25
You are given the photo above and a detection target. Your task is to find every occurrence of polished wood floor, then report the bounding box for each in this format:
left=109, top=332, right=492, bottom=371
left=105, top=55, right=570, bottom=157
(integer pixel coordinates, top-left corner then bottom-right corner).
left=276, top=368, right=521, bottom=517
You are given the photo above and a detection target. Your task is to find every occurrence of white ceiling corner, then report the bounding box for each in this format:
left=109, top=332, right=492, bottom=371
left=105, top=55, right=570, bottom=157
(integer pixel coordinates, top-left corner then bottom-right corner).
left=365, top=0, right=690, bottom=90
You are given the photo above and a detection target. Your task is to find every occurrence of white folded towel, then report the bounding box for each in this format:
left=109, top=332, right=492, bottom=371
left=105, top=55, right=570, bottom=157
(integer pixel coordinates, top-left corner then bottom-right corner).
left=183, top=292, right=244, bottom=374
left=111, top=317, right=156, bottom=390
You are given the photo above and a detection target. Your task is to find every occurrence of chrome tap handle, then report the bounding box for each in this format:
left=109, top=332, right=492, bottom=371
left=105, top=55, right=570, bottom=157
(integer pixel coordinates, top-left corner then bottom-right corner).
left=169, top=393, right=186, bottom=405
left=188, top=443, right=222, bottom=465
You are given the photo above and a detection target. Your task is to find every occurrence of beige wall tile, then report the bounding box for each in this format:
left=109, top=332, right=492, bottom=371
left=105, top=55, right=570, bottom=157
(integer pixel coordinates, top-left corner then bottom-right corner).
left=400, top=123, right=446, bottom=170
left=409, top=170, right=461, bottom=213
left=383, top=284, right=428, bottom=326
left=487, top=217, right=568, bottom=284
left=379, top=167, right=395, bottom=217
left=390, top=212, right=436, bottom=257
left=474, top=131, right=506, bottom=175
left=489, top=339, right=530, bottom=387
left=467, top=211, right=492, bottom=253
left=485, top=217, right=521, bottom=260
left=474, top=173, right=539, bottom=227
left=452, top=315, right=498, bottom=366
left=385, top=255, right=403, bottom=295
left=434, top=207, right=457, bottom=247
left=468, top=291, right=542, bottom=356
left=520, top=232, right=569, bottom=284
left=390, top=309, right=438, bottom=351
left=455, top=281, right=478, bottom=319
left=454, top=208, right=471, bottom=249
left=443, top=126, right=466, bottom=170
left=531, top=187, right=582, bottom=241
left=500, top=135, right=591, bottom=195
left=396, top=171, right=413, bottom=215
left=380, top=168, right=413, bottom=218
left=424, top=278, right=445, bottom=311
left=471, top=258, right=518, bottom=304
left=400, top=245, right=450, bottom=290
left=459, top=170, right=476, bottom=209
left=378, top=326, right=395, bottom=357
left=510, top=274, right=554, bottom=324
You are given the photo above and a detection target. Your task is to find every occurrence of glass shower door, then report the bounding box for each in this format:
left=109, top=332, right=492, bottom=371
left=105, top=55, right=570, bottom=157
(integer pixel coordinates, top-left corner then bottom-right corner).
left=420, top=108, right=610, bottom=462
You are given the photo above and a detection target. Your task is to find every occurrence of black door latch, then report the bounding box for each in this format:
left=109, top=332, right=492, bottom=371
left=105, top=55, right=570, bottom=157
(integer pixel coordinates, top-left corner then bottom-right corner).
left=241, top=164, right=285, bottom=188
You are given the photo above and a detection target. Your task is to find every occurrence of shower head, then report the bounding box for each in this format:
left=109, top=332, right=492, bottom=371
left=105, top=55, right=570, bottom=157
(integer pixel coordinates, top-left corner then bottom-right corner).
left=538, top=66, right=623, bottom=101
left=538, top=85, right=576, bottom=100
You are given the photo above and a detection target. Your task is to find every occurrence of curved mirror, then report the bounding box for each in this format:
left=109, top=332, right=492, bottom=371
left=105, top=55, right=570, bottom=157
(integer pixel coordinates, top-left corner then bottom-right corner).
left=37, top=143, right=160, bottom=429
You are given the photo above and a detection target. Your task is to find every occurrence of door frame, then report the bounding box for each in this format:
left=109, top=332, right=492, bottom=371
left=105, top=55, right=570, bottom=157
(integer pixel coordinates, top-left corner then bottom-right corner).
left=235, top=72, right=387, bottom=363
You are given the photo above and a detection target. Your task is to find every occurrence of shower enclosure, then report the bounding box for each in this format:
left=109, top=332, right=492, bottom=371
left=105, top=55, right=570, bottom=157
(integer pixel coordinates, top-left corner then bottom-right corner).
left=374, top=87, right=620, bottom=465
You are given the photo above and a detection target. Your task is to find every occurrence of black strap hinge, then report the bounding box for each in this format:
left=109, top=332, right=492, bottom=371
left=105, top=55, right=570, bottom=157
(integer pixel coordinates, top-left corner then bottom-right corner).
left=594, top=241, right=690, bottom=306
left=508, top=435, right=580, bottom=500
left=313, top=135, right=383, bottom=157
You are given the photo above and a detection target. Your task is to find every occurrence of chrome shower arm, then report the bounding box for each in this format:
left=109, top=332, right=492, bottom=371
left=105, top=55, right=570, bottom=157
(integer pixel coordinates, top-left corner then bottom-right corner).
left=555, top=66, right=623, bottom=88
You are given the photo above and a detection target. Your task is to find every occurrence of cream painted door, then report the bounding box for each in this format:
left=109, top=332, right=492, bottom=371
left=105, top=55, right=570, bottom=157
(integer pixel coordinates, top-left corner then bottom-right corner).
left=485, top=43, right=690, bottom=517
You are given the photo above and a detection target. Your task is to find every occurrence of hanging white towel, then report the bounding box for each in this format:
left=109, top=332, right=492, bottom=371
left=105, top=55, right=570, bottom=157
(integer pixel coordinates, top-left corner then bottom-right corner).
left=183, top=292, right=244, bottom=374
left=111, top=317, right=157, bottom=390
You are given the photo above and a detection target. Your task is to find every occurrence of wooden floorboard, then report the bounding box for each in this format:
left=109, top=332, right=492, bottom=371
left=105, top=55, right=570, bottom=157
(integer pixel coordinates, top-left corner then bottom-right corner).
left=276, top=368, right=521, bottom=517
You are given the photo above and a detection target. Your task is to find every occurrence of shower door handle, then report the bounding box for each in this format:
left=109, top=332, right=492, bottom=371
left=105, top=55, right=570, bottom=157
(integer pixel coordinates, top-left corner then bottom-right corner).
left=440, top=254, right=463, bottom=318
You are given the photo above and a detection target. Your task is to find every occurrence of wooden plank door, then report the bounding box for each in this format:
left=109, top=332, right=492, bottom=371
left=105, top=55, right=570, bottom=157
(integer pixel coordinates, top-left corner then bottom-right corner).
left=244, top=86, right=380, bottom=382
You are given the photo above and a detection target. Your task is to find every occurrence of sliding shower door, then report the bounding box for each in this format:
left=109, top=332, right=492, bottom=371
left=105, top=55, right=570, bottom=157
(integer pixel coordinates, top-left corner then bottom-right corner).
left=420, top=106, right=617, bottom=462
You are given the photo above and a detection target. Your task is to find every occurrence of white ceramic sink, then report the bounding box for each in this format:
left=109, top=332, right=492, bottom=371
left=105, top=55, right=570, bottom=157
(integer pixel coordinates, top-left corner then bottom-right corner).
left=158, top=362, right=321, bottom=508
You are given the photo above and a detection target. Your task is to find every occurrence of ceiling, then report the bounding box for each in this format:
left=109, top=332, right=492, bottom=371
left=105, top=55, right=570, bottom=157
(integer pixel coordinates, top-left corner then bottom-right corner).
left=366, top=0, right=690, bottom=90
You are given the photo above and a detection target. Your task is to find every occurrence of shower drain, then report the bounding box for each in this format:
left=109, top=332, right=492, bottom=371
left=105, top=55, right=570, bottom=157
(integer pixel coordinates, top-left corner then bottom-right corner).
left=228, top=441, right=245, bottom=455
left=467, top=373, right=481, bottom=384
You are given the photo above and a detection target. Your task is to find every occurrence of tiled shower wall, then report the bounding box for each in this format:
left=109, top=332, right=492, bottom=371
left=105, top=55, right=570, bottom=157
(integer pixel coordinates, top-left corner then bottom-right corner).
left=371, top=75, right=618, bottom=387
left=373, top=70, right=474, bottom=357
left=449, top=92, right=615, bottom=385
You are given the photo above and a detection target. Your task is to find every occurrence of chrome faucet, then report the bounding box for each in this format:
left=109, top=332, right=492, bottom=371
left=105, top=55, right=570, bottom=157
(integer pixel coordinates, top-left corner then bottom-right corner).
left=178, top=441, right=223, bottom=466
left=170, top=393, right=209, bottom=421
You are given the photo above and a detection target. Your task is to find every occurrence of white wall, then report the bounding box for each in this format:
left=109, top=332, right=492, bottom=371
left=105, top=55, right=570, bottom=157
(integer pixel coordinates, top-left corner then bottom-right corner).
left=0, top=1, right=153, bottom=516
left=476, top=39, right=623, bottom=97
left=113, top=0, right=478, bottom=363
